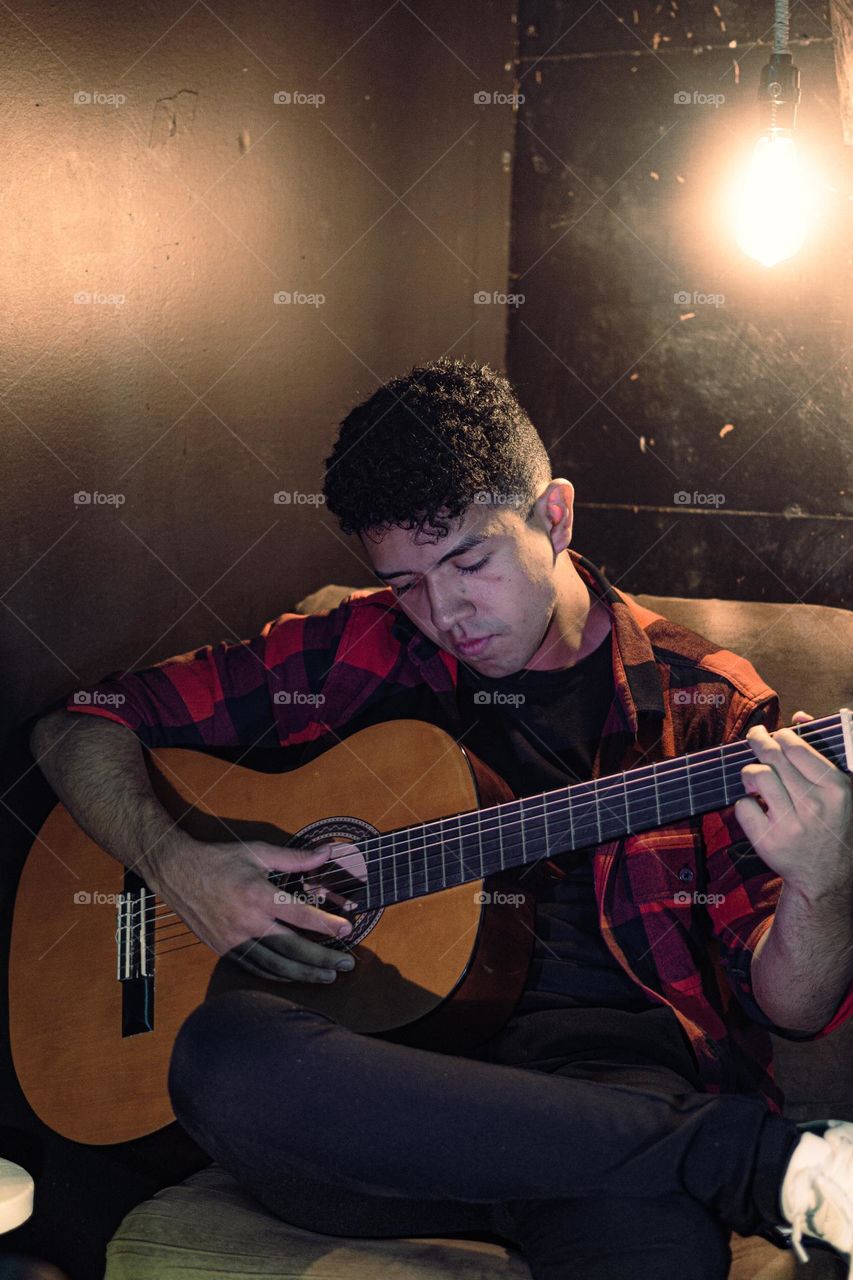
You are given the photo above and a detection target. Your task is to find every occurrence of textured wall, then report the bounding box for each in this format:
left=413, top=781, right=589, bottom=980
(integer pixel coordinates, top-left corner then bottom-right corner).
left=508, top=0, right=852, bottom=608
left=2, top=0, right=516, bottom=738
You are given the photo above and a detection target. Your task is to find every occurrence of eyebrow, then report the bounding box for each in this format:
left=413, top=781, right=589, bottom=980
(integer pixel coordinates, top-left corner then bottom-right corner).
left=374, top=532, right=490, bottom=581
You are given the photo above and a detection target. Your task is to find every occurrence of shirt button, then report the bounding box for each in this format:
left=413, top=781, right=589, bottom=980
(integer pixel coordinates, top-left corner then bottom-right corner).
left=678, top=866, right=694, bottom=882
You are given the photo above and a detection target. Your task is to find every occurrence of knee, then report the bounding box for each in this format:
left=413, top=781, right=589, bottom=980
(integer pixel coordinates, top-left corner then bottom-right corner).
left=167, top=989, right=301, bottom=1124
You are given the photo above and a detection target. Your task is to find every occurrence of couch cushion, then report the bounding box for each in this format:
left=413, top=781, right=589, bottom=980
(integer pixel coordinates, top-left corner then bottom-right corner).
left=104, top=1162, right=531, bottom=1279
left=105, top=1162, right=796, bottom=1280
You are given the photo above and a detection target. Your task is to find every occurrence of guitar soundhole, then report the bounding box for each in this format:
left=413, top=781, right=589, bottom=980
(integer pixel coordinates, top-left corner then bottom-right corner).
left=274, top=816, right=382, bottom=949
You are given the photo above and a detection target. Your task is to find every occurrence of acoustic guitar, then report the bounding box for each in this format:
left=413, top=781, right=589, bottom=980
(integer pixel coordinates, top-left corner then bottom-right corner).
left=10, top=712, right=853, bottom=1145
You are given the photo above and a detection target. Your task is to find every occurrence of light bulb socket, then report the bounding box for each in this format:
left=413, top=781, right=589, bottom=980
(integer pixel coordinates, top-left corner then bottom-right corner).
left=758, top=52, right=800, bottom=131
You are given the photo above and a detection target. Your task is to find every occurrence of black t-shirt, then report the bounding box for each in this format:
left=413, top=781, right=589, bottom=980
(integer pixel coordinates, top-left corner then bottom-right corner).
left=455, top=630, right=702, bottom=1087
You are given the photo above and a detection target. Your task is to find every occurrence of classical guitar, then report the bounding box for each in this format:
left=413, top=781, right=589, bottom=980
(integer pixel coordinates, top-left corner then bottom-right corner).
left=10, top=712, right=853, bottom=1145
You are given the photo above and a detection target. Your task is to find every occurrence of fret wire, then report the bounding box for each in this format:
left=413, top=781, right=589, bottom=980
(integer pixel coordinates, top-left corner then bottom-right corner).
left=481, top=809, right=486, bottom=876
left=685, top=754, right=693, bottom=814
left=543, top=798, right=549, bottom=858
left=623, top=771, right=630, bottom=834
left=595, top=780, right=602, bottom=843
left=521, top=795, right=527, bottom=866
left=440, top=818, right=446, bottom=887
left=720, top=744, right=728, bottom=805
left=391, top=830, right=397, bottom=902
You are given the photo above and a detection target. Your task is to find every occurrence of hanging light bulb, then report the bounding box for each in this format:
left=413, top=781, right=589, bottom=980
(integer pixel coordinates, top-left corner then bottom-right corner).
left=734, top=126, right=809, bottom=267
left=732, top=2, right=815, bottom=268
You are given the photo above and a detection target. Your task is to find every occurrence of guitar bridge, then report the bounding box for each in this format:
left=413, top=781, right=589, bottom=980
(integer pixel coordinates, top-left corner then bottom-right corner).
left=116, top=868, right=155, bottom=1036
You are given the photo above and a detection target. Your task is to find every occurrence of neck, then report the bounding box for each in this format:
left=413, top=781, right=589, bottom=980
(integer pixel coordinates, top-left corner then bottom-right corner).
left=526, top=560, right=612, bottom=671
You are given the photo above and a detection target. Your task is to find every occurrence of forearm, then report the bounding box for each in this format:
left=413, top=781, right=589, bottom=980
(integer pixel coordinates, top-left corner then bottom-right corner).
left=750, top=879, right=853, bottom=1034
left=29, top=710, right=182, bottom=881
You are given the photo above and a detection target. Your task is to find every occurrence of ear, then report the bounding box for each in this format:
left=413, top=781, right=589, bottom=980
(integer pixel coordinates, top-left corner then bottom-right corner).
left=533, top=478, right=574, bottom=554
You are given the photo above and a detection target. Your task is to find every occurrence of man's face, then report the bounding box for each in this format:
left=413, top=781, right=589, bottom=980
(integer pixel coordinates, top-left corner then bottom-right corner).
left=360, top=497, right=564, bottom=677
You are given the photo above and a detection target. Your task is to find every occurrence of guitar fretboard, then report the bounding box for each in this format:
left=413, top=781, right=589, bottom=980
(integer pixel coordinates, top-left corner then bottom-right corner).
left=336, top=710, right=852, bottom=909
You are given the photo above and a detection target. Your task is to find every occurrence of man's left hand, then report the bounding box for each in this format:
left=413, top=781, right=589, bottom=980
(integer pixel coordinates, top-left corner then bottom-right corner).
left=734, top=710, right=853, bottom=901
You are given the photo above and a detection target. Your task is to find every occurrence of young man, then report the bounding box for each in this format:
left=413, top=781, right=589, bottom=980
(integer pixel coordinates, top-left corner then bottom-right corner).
left=32, top=359, right=853, bottom=1280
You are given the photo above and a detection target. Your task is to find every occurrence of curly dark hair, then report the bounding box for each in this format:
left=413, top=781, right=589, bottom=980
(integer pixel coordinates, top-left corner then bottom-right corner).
left=322, top=358, right=552, bottom=541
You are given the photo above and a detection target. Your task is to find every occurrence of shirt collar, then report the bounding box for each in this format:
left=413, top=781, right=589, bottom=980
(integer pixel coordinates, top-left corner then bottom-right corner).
left=389, top=546, right=665, bottom=740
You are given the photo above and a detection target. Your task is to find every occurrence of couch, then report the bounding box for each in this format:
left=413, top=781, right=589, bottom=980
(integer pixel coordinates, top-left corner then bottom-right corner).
left=103, top=582, right=853, bottom=1279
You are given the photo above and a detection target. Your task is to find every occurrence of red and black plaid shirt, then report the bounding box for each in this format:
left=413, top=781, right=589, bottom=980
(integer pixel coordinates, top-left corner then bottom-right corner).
left=65, top=548, right=853, bottom=1114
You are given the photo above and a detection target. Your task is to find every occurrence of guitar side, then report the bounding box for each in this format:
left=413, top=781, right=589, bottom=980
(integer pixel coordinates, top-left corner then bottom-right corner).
left=9, top=720, right=536, bottom=1145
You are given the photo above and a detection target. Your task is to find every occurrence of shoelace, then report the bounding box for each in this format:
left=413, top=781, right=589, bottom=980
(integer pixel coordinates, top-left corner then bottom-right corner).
left=783, top=1130, right=853, bottom=1278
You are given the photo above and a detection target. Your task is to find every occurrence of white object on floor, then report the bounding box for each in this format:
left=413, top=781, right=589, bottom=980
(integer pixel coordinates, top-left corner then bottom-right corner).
left=0, top=1157, right=34, bottom=1233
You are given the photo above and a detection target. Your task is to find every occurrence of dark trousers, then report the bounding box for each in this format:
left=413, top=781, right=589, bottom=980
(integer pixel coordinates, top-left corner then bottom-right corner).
left=167, top=990, right=802, bottom=1280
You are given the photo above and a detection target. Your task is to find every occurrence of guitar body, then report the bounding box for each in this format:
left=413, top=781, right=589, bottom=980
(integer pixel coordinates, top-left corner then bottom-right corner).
left=9, top=720, right=537, bottom=1145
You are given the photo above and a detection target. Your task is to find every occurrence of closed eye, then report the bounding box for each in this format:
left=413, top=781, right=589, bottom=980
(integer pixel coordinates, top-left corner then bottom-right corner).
left=393, top=556, right=490, bottom=598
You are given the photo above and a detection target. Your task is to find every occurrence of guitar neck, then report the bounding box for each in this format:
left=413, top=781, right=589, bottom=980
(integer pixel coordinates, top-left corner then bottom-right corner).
left=349, top=710, right=853, bottom=909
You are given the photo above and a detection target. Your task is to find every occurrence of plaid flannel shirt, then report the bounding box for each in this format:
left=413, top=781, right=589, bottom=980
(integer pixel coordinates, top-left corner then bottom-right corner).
left=64, top=548, right=853, bottom=1114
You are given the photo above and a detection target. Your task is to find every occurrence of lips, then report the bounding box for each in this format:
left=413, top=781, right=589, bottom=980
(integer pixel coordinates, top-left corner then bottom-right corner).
left=455, top=634, right=493, bottom=656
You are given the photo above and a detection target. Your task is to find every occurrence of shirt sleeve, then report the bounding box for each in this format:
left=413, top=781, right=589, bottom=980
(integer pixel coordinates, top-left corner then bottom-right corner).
left=702, top=696, right=853, bottom=1041
left=62, top=604, right=349, bottom=749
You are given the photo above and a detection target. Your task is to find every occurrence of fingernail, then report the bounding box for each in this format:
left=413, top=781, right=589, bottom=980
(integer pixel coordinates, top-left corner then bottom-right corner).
left=337, top=957, right=355, bottom=970
left=322, top=971, right=337, bottom=982
left=337, top=923, right=351, bottom=936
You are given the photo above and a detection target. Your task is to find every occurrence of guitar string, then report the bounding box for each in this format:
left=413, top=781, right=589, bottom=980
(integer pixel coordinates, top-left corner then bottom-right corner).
left=137, top=721, right=845, bottom=929
left=130, top=721, right=846, bottom=941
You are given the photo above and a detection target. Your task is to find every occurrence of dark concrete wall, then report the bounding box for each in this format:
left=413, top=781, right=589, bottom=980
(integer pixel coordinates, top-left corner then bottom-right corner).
left=508, top=0, right=852, bottom=607
left=2, top=0, right=517, bottom=740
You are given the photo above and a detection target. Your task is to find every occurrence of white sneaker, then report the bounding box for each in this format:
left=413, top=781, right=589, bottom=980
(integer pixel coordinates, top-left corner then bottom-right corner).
left=778, top=1120, right=853, bottom=1277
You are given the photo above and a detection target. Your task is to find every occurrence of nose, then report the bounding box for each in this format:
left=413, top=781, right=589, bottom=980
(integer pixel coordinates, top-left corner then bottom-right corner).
left=424, top=577, right=474, bottom=636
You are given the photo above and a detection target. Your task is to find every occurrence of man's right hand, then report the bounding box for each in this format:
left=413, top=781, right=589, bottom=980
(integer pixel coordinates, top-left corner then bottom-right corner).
left=141, top=836, right=358, bottom=983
